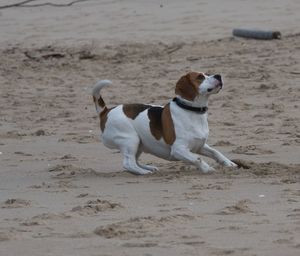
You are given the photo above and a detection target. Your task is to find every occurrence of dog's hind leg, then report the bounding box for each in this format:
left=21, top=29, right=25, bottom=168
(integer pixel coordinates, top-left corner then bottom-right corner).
left=123, top=154, right=152, bottom=175
left=120, top=138, right=153, bottom=175
left=136, top=148, right=159, bottom=172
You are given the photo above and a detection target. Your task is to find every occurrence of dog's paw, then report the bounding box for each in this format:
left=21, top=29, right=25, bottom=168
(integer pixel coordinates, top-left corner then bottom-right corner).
left=199, top=161, right=215, bottom=174
left=138, top=164, right=159, bottom=172
left=126, top=169, right=153, bottom=175
left=223, top=160, right=238, bottom=168
left=204, top=166, right=216, bottom=173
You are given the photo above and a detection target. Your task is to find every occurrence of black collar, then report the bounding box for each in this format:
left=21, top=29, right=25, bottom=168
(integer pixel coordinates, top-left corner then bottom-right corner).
left=173, top=97, right=208, bottom=114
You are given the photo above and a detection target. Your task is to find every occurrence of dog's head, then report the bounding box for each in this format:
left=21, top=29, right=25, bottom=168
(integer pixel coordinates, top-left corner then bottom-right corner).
left=175, top=72, right=223, bottom=101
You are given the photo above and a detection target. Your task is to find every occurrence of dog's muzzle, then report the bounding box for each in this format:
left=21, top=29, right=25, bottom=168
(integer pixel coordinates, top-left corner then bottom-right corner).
left=214, top=74, right=223, bottom=88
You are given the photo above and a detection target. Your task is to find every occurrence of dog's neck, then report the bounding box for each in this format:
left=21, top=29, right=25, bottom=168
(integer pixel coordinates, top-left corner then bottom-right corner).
left=175, top=95, right=209, bottom=108
left=173, top=95, right=209, bottom=114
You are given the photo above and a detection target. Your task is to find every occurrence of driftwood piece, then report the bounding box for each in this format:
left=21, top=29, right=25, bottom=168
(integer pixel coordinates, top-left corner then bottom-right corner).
left=233, top=29, right=281, bottom=40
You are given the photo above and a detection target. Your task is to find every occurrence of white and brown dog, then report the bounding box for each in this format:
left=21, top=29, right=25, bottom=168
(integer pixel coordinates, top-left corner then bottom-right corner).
left=92, top=72, right=237, bottom=175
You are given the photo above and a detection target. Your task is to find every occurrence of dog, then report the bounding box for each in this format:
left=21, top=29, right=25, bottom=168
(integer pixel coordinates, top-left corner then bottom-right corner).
left=92, top=71, right=237, bottom=175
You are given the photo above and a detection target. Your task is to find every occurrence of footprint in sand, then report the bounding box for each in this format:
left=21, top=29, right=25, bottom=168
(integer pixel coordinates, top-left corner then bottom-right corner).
left=71, top=199, right=122, bottom=216
left=94, top=214, right=194, bottom=239
left=0, top=231, right=15, bottom=242
left=232, top=145, right=274, bottom=155
left=122, top=242, right=159, bottom=248
left=213, top=140, right=235, bottom=146
left=216, top=200, right=253, bottom=215
left=48, top=164, right=98, bottom=179
left=287, top=209, right=300, bottom=220
left=1, top=199, right=31, bottom=208
left=31, top=212, right=71, bottom=221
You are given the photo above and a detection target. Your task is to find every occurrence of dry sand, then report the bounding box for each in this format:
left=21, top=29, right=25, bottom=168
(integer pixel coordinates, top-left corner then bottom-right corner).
left=0, top=1, right=300, bottom=255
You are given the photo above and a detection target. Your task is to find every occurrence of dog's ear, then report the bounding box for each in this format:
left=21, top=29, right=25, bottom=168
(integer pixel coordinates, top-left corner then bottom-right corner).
left=175, top=72, right=203, bottom=101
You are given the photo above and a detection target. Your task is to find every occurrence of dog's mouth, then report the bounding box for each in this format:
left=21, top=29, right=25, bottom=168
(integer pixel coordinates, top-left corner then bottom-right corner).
left=207, top=84, right=222, bottom=93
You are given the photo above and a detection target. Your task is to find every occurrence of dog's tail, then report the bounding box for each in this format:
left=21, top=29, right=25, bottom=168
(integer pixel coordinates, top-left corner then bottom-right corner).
left=92, top=80, right=112, bottom=114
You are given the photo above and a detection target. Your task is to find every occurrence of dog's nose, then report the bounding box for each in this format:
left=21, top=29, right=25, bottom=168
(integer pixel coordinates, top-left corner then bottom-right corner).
left=214, top=74, right=222, bottom=83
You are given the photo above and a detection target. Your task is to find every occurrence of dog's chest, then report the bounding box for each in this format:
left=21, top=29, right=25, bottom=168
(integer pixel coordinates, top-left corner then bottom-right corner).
left=171, top=103, right=209, bottom=147
left=186, top=118, right=209, bottom=151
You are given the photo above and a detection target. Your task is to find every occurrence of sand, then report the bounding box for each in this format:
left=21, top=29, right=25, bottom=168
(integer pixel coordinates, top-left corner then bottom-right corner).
left=0, top=0, right=300, bottom=255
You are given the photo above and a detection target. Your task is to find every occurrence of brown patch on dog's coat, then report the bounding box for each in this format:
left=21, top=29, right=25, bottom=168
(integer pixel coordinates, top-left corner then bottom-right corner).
left=98, top=96, right=106, bottom=108
left=148, top=104, right=175, bottom=145
left=175, top=72, right=205, bottom=101
left=162, top=104, right=176, bottom=145
left=99, top=107, right=110, bottom=132
left=93, top=96, right=106, bottom=108
left=148, top=106, right=163, bottom=140
left=123, top=104, right=151, bottom=120
left=93, top=95, right=110, bottom=131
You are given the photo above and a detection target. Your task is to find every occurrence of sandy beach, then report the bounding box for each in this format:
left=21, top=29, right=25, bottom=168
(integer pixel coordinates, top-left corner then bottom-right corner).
left=0, top=1, right=299, bottom=255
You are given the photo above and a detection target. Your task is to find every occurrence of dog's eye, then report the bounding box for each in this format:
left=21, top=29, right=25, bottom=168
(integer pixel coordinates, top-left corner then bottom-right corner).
left=205, top=73, right=211, bottom=76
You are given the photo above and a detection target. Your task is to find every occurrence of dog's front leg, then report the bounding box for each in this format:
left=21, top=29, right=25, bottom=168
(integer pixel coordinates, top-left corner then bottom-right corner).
left=171, top=144, right=215, bottom=173
left=199, top=144, right=237, bottom=167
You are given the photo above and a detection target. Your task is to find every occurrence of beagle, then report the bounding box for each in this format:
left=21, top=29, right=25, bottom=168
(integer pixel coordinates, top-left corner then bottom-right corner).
left=92, top=72, right=237, bottom=175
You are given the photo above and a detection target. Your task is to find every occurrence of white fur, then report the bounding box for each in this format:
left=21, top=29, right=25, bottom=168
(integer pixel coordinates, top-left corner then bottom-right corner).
left=92, top=80, right=112, bottom=113
left=93, top=75, right=237, bottom=175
